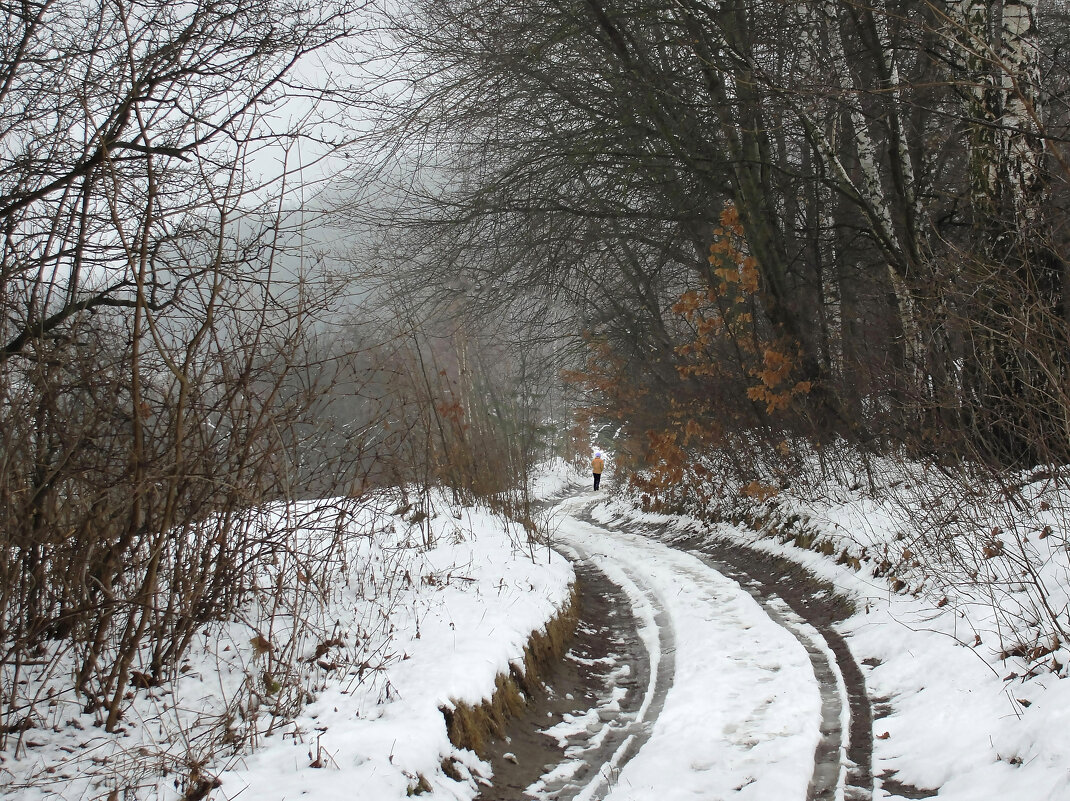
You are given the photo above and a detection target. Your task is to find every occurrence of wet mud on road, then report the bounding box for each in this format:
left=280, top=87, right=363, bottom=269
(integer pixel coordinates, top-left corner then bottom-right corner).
left=474, top=560, right=655, bottom=801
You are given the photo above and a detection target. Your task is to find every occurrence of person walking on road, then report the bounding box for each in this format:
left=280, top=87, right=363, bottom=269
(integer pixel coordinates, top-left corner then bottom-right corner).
left=591, top=452, right=604, bottom=490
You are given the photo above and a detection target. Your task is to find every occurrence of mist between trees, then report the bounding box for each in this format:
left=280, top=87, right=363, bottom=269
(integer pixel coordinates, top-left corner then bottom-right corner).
left=0, top=0, right=562, bottom=750
left=348, top=0, right=1070, bottom=659
left=3, top=0, right=1070, bottom=775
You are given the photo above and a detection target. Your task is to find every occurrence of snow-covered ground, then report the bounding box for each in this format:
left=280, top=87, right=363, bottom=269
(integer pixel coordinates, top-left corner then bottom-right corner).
left=584, top=455, right=1070, bottom=801
left=7, top=456, right=1069, bottom=800
left=2, top=492, right=572, bottom=800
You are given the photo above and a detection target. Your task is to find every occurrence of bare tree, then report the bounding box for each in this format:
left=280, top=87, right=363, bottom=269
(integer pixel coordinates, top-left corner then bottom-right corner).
left=0, top=0, right=380, bottom=739
left=364, top=0, right=1070, bottom=467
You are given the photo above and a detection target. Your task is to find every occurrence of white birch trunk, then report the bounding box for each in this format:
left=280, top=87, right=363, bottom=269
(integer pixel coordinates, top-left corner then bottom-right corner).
left=952, top=0, right=1045, bottom=217
left=817, top=2, right=923, bottom=375
left=873, top=1, right=923, bottom=248
left=998, top=0, right=1045, bottom=215
left=956, top=0, right=1000, bottom=214
left=820, top=1, right=898, bottom=251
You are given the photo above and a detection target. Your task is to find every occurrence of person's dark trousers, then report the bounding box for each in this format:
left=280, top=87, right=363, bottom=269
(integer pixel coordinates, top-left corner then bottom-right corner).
left=594, top=473, right=601, bottom=490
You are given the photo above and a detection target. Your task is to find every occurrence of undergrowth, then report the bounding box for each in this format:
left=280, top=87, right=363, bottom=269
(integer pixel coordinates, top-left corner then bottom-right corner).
left=0, top=487, right=543, bottom=799
left=627, top=439, right=1070, bottom=680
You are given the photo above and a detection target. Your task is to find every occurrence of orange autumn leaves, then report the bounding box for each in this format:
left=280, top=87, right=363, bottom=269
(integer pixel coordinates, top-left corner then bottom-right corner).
left=749, top=348, right=813, bottom=413
left=673, top=204, right=811, bottom=415
left=563, top=204, right=810, bottom=500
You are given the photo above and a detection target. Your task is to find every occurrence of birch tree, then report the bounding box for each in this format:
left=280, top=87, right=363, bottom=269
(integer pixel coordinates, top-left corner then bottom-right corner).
left=369, top=0, right=1070, bottom=465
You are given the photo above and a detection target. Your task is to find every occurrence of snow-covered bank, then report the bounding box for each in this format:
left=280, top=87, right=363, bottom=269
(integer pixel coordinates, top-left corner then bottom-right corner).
left=584, top=455, right=1070, bottom=801
left=2, top=492, right=573, bottom=800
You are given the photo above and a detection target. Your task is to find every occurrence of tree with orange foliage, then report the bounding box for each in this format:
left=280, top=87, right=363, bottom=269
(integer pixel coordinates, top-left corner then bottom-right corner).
left=565, top=205, right=815, bottom=509
left=673, top=204, right=812, bottom=422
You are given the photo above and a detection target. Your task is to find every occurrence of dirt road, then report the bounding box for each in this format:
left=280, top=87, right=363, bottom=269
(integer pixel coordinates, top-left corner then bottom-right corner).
left=476, top=496, right=873, bottom=801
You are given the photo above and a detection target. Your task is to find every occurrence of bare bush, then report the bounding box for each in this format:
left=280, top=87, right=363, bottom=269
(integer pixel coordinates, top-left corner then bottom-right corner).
left=0, top=0, right=382, bottom=748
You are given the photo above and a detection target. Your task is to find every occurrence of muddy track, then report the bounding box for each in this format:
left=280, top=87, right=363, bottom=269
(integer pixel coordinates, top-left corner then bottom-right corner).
left=477, top=499, right=873, bottom=800
left=667, top=531, right=873, bottom=801
left=473, top=559, right=663, bottom=800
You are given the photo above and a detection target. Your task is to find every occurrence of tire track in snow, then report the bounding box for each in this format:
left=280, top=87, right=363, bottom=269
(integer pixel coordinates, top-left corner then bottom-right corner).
left=691, top=552, right=859, bottom=801
left=674, top=538, right=874, bottom=801
left=473, top=558, right=667, bottom=801
left=483, top=496, right=871, bottom=800
left=559, top=499, right=824, bottom=799
left=546, top=542, right=676, bottom=800
left=571, top=499, right=873, bottom=800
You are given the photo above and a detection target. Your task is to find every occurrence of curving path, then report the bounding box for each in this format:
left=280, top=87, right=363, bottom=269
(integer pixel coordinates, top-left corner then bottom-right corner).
left=477, top=495, right=872, bottom=801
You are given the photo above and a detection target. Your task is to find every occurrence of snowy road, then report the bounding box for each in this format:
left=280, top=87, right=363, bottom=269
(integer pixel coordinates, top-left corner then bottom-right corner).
left=510, top=494, right=865, bottom=801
